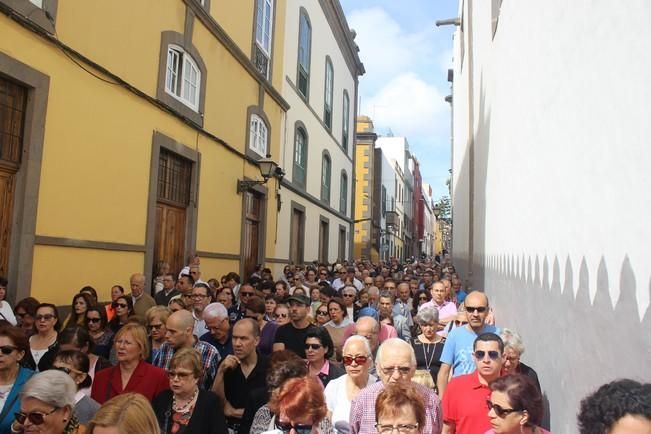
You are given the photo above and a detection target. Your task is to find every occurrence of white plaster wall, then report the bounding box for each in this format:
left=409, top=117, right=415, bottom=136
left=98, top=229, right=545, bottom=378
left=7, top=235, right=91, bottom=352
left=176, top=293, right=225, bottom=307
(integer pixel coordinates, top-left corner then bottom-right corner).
left=276, top=0, right=357, bottom=264
left=451, top=1, right=651, bottom=432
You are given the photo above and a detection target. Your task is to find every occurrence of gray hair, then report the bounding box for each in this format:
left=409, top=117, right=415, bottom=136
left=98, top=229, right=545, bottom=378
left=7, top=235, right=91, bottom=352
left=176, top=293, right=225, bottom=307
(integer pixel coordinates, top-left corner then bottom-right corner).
left=379, top=290, right=394, bottom=302
left=414, top=306, right=439, bottom=325
left=21, top=370, right=76, bottom=408
left=500, top=328, right=525, bottom=355
left=343, top=334, right=372, bottom=356
left=367, top=286, right=379, bottom=296
left=376, top=338, right=416, bottom=367
left=202, top=302, right=228, bottom=320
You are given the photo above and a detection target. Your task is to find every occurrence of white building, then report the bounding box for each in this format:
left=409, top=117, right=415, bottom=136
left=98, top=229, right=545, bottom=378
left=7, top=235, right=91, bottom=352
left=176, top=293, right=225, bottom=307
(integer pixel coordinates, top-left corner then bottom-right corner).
left=422, top=183, right=434, bottom=258
left=449, top=1, right=651, bottom=432
left=276, top=0, right=364, bottom=267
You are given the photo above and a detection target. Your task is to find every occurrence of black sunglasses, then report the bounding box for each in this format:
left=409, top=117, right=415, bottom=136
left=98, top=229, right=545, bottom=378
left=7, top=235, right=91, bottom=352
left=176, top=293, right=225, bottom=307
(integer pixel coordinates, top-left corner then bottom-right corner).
left=474, top=350, right=501, bottom=360
left=112, top=302, right=128, bottom=308
left=486, top=400, right=521, bottom=418
left=305, top=343, right=322, bottom=350
left=466, top=306, right=488, bottom=313
left=316, top=310, right=328, bottom=316
left=275, top=419, right=313, bottom=434
left=86, top=317, right=101, bottom=323
left=0, top=345, right=17, bottom=355
left=15, top=408, right=58, bottom=425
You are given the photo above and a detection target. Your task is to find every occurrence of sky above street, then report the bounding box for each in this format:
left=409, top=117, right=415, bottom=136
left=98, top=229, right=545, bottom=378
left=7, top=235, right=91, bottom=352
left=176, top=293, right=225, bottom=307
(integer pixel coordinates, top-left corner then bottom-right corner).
left=340, top=0, right=458, bottom=201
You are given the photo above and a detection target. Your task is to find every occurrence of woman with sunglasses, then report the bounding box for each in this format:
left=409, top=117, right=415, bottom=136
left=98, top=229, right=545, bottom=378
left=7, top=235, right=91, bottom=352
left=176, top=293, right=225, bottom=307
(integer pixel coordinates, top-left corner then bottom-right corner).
left=411, top=306, right=446, bottom=390
left=267, top=376, right=327, bottom=434
left=107, top=295, right=133, bottom=334
left=58, top=327, right=112, bottom=397
left=87, top=393, right=161, bottom=434
left=304, top=327, right=344, bottom=388
left=13, top=298, right=39, bottom=339
left=105, top=285, right=124, bottom=322
left=324, top=335, right=377, bottom=433
left=61, top=293, right=95, bottom=330
left=0, top=277, right=16, bottom=326
left=411, top=289, right=431, bottom=317
left=152, top=348, right=227, bottom=434
left=146, top=306, right=171, bottom=362
left=11, top=370, right=82, bottom=434
left=0, top=325, right=33, bottom=434
left=84, top=306, right=114, bottom=360
left=23, top=304, right=60, bottom=372
left=486, top=374, right=550, bottom=434
left=323, top=298, right=351, bottom=362
left=314, top=305, right=330, bottom=326
left=273, top=304, right=290, bottom=326
left=52, top=350, right=100, bottom=424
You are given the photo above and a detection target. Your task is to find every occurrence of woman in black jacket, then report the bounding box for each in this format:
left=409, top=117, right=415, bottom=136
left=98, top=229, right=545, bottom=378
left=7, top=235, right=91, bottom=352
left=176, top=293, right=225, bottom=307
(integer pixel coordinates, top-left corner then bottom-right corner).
left=151, top=348, right=227, bottom=434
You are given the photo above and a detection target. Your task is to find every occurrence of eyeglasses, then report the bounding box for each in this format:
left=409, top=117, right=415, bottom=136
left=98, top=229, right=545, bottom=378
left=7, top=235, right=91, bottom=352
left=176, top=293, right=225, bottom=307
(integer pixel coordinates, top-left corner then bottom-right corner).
left=148, top=323, right=163, bottom=330
left=474, top=350, right=501, bottom=360
left=305, top=343, right=322, bottom=350
left=275, top=420, right=313, bottom=434
left=343, top=293, right=356, bottom=298
left=182, top=294, right=193, bottom=298
left=379, top=366, right=411, bottom=376
left=167, top=370, right=194, bottom=380
left=342, top=355, right=368, bottom=366
left=35, top=314, right=55, bottom=321
left=191, top=294, right=208, bottom=299
left=112, top=302, right=128, bottom=309
left=316, top=310, right=329, bottom=316
left=418, top=296, right=428, bottom=301
left=240, top=292, right=254, bottom=297
left=375, top=423, right=419, bottom=433
left=14, top=407, right=58, bottom=425
left=15, top=312, right=27, bottom=318
left=486, top=400, right=521, bottom=418
left=53, top=365, right=82, bottom=375
left=86, top=317, right=101, bottom=323
left=466, top=306, right=488, bottom=313
left=274, top=313, right=288, bottom=319
left=0, top=345, right=17, bottom=355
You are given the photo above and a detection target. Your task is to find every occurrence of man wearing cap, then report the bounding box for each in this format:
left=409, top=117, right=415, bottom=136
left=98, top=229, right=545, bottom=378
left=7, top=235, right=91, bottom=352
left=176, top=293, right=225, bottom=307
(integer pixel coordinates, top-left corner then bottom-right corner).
left=331, top=266, right=363, bottom=292
left=272, top=293, right=317, bottom=358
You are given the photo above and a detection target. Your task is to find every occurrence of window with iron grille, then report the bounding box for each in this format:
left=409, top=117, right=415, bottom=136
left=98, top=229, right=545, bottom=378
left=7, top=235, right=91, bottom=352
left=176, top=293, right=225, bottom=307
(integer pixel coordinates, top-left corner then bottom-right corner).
left=324, top=58, right=333, bottom=129
left=157, top=149, right=192, bottom=206
left=254, top=0, right=274, bottom=79
left=297, top=11, right=311, bottom=98
left=0, top=78, right=27, bottom=168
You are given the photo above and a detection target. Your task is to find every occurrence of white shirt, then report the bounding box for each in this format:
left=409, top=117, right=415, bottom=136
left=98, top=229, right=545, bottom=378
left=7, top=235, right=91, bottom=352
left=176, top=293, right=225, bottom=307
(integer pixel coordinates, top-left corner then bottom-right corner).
left=324, top=373, right=377, bottom=433
left=0, top=301, right=17, bottom=325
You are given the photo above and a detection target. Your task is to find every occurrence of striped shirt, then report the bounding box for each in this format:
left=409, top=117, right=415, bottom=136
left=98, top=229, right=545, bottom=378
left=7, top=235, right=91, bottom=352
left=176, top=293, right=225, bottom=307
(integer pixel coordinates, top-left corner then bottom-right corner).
left=152, top=339, right=221, bottom=390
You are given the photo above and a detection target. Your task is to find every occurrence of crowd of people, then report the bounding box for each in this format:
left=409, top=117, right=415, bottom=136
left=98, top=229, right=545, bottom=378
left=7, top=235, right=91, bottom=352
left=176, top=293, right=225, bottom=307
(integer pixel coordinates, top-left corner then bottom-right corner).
left=0, top=257, right=648, bottom=434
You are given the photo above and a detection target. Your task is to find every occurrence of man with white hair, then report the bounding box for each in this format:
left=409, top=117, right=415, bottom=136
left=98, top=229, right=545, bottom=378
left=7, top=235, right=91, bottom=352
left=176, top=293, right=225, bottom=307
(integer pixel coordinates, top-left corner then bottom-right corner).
left=200, top=302, right=233, bottom=357
left=349, top=338, right=442, bottom=434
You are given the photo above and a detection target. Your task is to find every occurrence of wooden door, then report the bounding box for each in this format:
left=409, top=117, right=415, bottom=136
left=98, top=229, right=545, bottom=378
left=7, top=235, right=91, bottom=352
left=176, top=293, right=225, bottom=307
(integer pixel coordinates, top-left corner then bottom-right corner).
left=153, top=203, right=186, bottom=277
left=319, top=220, right=329, bottom=263
left=289, top=208, right=304, bottom=264
left=338, top=227, right=346, bottom=261
left=242, top=191, right=262, bottom=280
left=0, top=169, right=16, bottom=276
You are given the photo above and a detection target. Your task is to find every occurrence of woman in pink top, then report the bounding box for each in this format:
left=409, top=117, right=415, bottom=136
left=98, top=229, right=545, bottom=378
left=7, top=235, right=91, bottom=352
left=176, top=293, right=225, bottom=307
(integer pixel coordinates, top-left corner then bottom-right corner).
left=485, top=374, right=551, bottom=434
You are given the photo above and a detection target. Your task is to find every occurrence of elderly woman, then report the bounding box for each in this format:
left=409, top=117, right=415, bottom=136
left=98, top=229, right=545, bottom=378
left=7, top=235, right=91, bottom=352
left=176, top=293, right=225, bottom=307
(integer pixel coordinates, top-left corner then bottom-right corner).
left=375, top=382, right=426, bottom=434
left=14, top=297, right=39, bottom=338
left=84, top=306, right=114, bottom=359
left=87, top=393, right=161, bottom=434
left=152, top=348, right=227, bottom=434
left=107, top=295, right=133, bottom=333
left=267, top=377, right=328, bottom=434
left=500, top=328, right=541, bottom=392
left=305, top=327, right=344, bottom=388
left=24, top=303, right=60, bottom=372
left=0, top=325, right=33, bottom=433
left=91, top=323, right=169, bottom=404
left=249, top=351, right=334, bottom=434
left=323, top=298, right=352, bottom=362
left=145, top=306, right=170, bottom=362
left=324, top=335, right=377, bottom=433
left=410, top=306, right=446, bottom=388
left=486, top=374, right=550, bottom=434
left=11, top=370, right=83, bottom=434
left=53, top=350, right=100, bottom=424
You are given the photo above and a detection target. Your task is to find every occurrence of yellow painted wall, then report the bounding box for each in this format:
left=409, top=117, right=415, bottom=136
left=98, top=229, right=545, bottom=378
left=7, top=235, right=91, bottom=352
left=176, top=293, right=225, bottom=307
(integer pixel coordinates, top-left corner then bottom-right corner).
left=353, top=143, right=370, bottom=258
left=0, top=0, right=287, bottom=301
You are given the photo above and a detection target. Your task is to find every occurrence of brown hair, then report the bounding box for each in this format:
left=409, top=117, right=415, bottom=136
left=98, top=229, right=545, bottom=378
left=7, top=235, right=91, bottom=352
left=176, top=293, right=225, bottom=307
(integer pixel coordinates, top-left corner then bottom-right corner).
left=245, top=295, right=265, bottom=315
left=169, top=347, right=202, bottom=379
left=375, top=383, right=426, bottom=429
left=490, top=374, right=543, bottom=426
left=0, top=324, right=28, bottom=354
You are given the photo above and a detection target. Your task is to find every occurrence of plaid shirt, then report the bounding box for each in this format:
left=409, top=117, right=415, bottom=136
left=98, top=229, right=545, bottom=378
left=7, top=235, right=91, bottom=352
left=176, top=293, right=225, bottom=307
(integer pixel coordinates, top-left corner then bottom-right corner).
left=152, top=340, right=221, bottom=390
left=350, top=381, right=442, bottom=434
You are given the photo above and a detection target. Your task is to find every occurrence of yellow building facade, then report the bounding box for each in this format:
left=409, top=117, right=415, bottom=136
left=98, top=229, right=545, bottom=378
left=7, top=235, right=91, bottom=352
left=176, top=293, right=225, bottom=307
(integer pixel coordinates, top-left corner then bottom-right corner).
left=353, top=116, right=379, bottom=262
left=0, top=0, right=288, bottom=304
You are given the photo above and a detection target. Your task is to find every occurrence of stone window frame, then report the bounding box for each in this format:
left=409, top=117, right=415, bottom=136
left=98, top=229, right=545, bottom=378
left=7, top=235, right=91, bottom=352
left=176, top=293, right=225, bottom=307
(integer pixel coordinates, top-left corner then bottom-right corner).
left=296, top=7, right=312, bottom=101
left=341, top=90, right=350, bottom=153
left=251, top=0, right=277, bottom=81
left=156, top=31, right=207, bottom=127
left=323, top=56, right=334, bottom=131
left=339, top=170, right=348, bottom=215
left=320, top=150, right=331, bottom=204
left=292, top=121, right=309, bottom=190
left=244, top=106, right=272, bottom=160
left=0, top=0, right=58, bottom=34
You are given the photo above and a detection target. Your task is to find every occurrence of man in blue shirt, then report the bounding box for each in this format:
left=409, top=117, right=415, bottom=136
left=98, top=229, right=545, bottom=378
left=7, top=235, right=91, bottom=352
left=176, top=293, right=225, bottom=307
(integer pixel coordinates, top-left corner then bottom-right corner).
left=436, top=291, right=499, bottom=396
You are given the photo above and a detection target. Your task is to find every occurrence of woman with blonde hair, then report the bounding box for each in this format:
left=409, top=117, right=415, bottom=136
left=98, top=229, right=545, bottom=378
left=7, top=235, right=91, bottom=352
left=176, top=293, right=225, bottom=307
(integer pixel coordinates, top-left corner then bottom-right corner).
left=145, top=305, right=171, bottom=361
left=87, top=393, right=161, bottom=434
left=90, top=323, right=168, bottom=404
